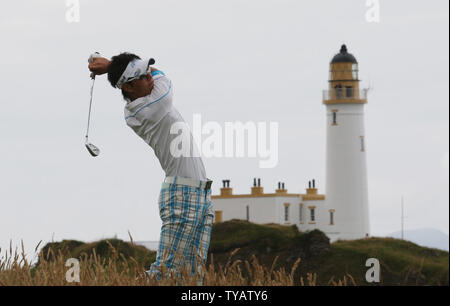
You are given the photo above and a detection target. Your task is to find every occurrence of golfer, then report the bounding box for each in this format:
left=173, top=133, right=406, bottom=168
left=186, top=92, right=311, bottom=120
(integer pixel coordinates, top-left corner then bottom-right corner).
left=88, top=52, right=214, bottom=284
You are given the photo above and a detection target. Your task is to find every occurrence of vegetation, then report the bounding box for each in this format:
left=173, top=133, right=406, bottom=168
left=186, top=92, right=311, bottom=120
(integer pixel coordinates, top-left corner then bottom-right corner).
left=210, top=220, right=449, bottom=285
left=0, top=220, right=448, bottom=286
left=37, top=238, right=155, bottom=268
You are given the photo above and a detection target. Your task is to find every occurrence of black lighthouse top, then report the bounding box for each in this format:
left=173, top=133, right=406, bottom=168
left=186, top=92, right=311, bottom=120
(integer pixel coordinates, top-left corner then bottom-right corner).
left=331, top=44, right=358, bottom=64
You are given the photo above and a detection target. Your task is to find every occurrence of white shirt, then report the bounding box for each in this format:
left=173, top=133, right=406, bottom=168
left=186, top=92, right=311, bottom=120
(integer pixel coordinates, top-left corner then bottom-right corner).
left=124, top=71, right=207, bottom=180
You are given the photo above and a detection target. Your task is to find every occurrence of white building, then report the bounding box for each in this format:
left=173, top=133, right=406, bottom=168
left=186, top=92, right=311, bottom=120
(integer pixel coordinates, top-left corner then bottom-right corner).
left=212, top=45, right=370, bottom=242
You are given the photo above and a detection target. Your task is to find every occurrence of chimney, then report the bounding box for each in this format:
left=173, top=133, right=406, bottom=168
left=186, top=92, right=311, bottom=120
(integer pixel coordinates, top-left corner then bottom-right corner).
left=306, top=179, right=318, bottom=195
left=276, top=181, right=287, bottom=195
left=220, top=178, right=233, bottom=197
left=251, top=178, right=264, bottom=196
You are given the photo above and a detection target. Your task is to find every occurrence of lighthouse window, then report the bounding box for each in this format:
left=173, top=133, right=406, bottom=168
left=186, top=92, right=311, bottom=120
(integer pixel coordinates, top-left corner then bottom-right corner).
left=352, top=64, right=358, bottom=79
left=346, top=86, right=353, bottom=98
left=334, top=85, right=343, bottom=99
left=332, top=110, right=338, bottom=125
left=360, top=136, right=365, bottom=152
left=284, top=205, right=289, bottom=222
left=310, top=208, right=315, bottom=222
left=330, top=211, right=334, bottom=225
left=246, top=205, right=250, bottom=221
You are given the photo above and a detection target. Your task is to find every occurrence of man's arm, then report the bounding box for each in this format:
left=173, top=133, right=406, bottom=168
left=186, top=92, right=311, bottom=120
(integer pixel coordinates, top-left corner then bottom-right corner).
left=88, top=57, right=111, bottom=78
left=89, top=58, right=158, bottom=77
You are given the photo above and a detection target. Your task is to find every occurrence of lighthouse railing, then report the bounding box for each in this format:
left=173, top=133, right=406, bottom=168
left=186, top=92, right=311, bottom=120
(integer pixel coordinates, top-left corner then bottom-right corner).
left=323, top=88, right=368, bottom=101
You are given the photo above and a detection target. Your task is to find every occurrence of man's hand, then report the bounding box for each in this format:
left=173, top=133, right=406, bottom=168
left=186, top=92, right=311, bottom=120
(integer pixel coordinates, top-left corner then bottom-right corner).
left=88, top=57, right=111, bottom=78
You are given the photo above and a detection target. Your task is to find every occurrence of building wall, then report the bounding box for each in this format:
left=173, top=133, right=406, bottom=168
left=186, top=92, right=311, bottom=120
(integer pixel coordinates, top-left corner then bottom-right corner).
left=325, top=103, right=370, bottom=240
left=213, top=196, right=328, bottom=235
left=213, top=197, right=279, bottom=224
left=275, top=197, right=302, bottom=226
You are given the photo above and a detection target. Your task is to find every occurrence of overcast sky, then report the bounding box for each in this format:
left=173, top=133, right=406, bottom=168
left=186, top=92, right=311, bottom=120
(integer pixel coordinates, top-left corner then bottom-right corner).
left=0, top=0, right=448, bottom=257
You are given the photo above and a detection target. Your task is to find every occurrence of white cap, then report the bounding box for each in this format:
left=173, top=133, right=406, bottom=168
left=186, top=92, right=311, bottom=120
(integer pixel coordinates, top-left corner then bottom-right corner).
left=116, top=58, right=155, bottom=89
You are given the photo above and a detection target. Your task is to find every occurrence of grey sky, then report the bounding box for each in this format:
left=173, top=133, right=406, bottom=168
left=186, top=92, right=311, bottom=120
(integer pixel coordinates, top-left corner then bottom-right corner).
left=0, top=0, right=448, bottom=256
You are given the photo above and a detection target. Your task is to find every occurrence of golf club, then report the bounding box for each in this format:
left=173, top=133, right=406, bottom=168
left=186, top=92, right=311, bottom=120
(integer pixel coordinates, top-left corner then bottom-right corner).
left=85, top=52, right=101, bottom=157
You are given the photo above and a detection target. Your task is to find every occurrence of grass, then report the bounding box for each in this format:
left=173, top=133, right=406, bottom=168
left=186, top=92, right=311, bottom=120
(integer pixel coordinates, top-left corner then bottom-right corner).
left=0, top=241, right=321, bottom=286
left=209, top=220, right=449, bottom=286
left=0, top=220, right=448, bottom=286
left=315, top=237, right=449, bottom=285
left=37, top=238, right=156, bottom=269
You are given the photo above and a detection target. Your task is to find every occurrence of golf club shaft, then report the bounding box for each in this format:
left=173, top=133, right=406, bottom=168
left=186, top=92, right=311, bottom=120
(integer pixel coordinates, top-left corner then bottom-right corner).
left=85, top=76, right=96, bottom=142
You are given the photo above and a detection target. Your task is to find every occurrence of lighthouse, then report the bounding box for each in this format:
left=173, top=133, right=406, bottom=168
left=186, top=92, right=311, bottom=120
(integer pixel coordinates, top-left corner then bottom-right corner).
left=323, top=45, right=370, bottom=241
left=211, top=45, right=370, bottom=242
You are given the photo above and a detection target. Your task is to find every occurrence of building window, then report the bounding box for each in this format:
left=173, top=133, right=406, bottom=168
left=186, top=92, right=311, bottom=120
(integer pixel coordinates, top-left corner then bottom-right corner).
left=352, top=64, right=359, bottom=79
left=346, top=86, right=353, bottom=98
left=360, top=136, right=365, bottom=152
left=330, top=211, right=334, bottom=225
left=299, top=204, right=304, bottom=222
left=284, top=206, right=289, bottom=222
left=246, top=205, right=250, bottom=221
left=334, top=85, right=343, bottom=99
left=310, top=208, right=315, bottom=222
left=284, top=203, right=290, bottom=222
left=332, top=110, right=338, bottom=126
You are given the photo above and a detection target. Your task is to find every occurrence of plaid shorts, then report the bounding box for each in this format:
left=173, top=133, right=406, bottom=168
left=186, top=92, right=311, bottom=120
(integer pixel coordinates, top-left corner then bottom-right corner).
left=147, top=178, right=214, bottom=283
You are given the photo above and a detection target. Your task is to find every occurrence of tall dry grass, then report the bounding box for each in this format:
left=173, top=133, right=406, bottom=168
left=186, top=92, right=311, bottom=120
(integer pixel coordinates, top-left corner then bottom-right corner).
left=0, top=240, right=355, bottom=286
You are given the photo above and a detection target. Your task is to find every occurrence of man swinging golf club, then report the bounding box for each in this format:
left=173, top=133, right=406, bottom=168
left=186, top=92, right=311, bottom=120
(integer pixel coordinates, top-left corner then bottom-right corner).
left=88, top=52, right=214, bottom=284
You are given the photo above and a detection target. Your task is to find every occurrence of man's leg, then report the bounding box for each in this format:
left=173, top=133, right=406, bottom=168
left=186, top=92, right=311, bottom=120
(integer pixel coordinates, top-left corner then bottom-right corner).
left=185, top=190, right=214, bottom=285
left=147, top=185, right=173, bottom=281
left=147, top=183, right=203, bottom=282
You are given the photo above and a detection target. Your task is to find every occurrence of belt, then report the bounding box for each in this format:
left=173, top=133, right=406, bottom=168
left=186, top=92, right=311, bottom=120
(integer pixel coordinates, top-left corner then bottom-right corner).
left=164, top=176, right=213, bottom=190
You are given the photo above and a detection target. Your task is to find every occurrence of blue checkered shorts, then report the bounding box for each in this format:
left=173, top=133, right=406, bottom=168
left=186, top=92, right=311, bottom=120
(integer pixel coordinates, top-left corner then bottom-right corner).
left=147, top=179, right=214, bottom=283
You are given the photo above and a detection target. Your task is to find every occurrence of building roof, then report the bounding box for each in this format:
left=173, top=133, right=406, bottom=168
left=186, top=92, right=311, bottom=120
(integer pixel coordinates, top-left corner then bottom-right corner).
left=213, top=188, right=325, bottom=201
left=331, top=44, right=358, bottom=64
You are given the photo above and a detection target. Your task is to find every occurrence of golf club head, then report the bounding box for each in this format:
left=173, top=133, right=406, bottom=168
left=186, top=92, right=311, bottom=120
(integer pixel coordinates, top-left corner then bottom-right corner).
left=85, top=142, right=100, bottom=157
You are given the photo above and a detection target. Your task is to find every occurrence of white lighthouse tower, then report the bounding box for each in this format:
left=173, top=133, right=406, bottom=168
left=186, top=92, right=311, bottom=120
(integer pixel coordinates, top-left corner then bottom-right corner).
left=323, top=45, right=370, bottom=241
